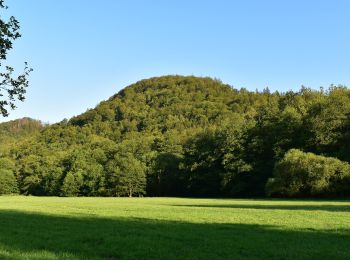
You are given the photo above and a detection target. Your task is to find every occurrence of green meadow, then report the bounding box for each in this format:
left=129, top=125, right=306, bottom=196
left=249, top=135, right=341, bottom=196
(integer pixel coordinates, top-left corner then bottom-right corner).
left=0, top=197, right=349, bottom=259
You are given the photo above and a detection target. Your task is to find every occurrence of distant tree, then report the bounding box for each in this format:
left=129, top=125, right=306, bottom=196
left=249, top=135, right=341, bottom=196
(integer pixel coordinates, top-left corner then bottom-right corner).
left=0, top=158, right=18, bottom=194
left=148, top=152, right=184, bottom=196
left=219, top=122, right=253, bottom=196
left=0, top=168, right=18, bottom=194
left=0, top=0, right=32, bottom=117
left=40, top=155, right=64, bottom=196
left=17, top=155, right=43, bottom=195
left=182, top=129, right=223, bottom=197
left=112, top=154, right=146, bottom=197
left=61, top=171, right=83, bottom=197
left=61, top=147, right=106, bottom=196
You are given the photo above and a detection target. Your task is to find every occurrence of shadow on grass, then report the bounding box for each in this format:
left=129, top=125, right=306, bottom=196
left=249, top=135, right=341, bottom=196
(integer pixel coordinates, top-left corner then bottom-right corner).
left=171, top=204, right=350, bottom=212
left=0, top=210, right=349, bottom=259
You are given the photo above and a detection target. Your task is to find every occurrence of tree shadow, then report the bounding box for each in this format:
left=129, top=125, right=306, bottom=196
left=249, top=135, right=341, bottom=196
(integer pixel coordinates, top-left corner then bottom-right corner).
left=0, top=210, right=349, bottom=259
left=170, top=203, right=350, bottom=212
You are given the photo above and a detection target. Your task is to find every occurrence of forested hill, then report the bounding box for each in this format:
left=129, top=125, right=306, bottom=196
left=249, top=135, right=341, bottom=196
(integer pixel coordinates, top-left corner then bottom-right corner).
left=0, top=117, right=44, bottom=136
left=1, top=76, right=350, bottom=198
left=69, top=76, right=238, bottom=131
left=0, top=118, right=44, bottom=156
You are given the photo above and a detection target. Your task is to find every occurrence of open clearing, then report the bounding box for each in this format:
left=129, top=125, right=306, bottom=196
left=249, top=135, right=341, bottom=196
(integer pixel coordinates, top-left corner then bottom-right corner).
left=0, top=197, right=349, bottom=259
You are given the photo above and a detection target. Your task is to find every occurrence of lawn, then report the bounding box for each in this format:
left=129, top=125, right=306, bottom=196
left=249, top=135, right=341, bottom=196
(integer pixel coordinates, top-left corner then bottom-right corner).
left=0, top=197, right=349, bottom=259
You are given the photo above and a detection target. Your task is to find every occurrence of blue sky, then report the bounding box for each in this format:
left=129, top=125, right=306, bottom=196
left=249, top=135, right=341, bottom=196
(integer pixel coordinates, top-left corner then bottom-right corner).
left=1, top=0, right=350, bottom=123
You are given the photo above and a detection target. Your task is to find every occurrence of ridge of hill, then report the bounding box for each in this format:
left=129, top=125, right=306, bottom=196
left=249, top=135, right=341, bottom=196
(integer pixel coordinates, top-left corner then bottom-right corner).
left=0, top=117, right=45, bottom=156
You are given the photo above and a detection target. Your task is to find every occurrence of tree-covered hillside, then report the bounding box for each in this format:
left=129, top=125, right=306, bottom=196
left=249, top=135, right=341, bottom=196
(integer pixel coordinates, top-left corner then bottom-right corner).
left=0, top=117, right=44, bottom=156
left=1, top=76, right=350, bottom=197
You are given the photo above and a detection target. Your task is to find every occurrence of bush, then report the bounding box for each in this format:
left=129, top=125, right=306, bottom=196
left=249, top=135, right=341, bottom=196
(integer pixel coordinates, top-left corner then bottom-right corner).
left=0, top=158, right=18, bottom=195
left=266, top=149, right=350, bottom=197
left=0, top=170, right=19, bottom=194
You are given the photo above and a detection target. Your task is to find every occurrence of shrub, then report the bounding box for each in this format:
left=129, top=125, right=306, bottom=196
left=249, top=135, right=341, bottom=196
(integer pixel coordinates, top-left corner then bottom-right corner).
left=0, top=158, right=18, bottom=195
left=266, top=149, right=350, bottom=197
left=0, top=170, right=19, bottom=194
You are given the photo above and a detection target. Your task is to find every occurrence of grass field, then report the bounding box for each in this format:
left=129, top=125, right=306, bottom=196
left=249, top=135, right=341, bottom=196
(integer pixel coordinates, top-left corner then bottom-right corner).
left=0, top=197, right=349, bottom=259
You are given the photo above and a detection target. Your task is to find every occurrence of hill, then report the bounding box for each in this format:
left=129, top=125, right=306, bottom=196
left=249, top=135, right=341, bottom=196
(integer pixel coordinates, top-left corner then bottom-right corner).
left=0, top=117, right=45, bottom=156
left=2, top=75, right=350, bottom=197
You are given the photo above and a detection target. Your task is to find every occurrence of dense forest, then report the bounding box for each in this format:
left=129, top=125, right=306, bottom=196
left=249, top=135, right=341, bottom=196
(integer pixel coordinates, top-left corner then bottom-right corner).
left=1, top=76, right=350, bottom=197
left=0, top=118, right=44, bottom=156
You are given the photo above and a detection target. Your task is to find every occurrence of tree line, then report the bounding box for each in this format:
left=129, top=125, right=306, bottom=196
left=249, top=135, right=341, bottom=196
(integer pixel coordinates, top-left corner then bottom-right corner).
left=1, top=76, right=350, bottom=197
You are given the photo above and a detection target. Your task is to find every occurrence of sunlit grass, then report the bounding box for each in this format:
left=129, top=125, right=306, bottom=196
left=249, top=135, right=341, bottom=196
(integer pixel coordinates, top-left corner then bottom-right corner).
left=0, top=196, right=349, bottom=259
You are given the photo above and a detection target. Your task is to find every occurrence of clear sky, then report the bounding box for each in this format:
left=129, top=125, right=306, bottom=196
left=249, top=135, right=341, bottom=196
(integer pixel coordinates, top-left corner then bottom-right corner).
left=1, top=0, right=350, bottom=123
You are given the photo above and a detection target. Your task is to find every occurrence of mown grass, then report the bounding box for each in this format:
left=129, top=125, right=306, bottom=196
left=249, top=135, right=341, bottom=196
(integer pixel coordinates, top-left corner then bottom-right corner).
left=0, top=197, right=349, bottom=259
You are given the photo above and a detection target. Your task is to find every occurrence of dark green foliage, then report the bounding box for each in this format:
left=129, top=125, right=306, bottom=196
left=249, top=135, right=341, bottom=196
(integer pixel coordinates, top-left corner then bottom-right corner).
left=1, top=75, right=350, bottom=197
left=147, top=152, right=184, bottom=196
left=0, top=158, right=18, bottom=194
left=112, top=154, right=146, bottom=197
left=182, top=129, right=224, bottom=197
left=61, top=172, right=82, bottom=197
left=266, top=149, right=350, bottom=197
left=0, top=169, right=18, bottom=194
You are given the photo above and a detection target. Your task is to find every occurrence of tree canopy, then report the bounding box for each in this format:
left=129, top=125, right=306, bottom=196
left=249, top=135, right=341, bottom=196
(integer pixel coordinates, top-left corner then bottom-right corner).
left=1, top=75, right=350, bottom=197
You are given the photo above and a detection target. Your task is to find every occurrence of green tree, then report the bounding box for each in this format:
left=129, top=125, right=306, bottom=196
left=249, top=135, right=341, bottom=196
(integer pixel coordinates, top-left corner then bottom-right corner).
left=266, top=149, right=350, bottom=197
left=0, top=0, right=32, bottom=117
left=0, top=158, right=18, bottom=194
left=61, top=171, right=83, bottom=197
left=111, top=154, right=146, bottom=197
left=148, top=152, right=183, bottom=196
left=17, top=155, right=43, bottom=195
left=182, top=129, right=223, bottom=197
